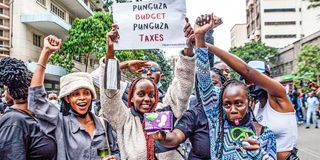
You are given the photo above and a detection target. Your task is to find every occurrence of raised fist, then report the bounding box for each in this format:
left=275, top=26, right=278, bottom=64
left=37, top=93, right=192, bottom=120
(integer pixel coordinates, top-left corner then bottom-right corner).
left=43, top=35, right=62, bottom=55
left=194, top=13, right=223, bottom=36
left=107, top=24, right=120, bottom=46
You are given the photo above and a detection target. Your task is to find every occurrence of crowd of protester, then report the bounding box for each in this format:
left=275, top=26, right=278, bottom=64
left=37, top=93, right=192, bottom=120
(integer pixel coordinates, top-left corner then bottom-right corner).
left=2, top=12, right=319, bottom=160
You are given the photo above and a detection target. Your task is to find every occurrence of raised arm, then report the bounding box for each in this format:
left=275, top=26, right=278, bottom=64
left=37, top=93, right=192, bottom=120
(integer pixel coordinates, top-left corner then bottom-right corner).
left=204, top=21, right=292, bottom=112
left=206, top=43, right=293, bottom=112
left=193, top=14, right=222, bottom=109
left=28, top=35, right=62, bottom=132
left=30, top=36, right=62, bottom=87
left=161, top=19, right=195, bottom=119
left=100, top=24, right=130, bottom=130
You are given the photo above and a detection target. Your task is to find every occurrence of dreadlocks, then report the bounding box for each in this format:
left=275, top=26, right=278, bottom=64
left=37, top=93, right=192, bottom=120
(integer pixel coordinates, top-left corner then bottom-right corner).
left=0, top=58, right=32, bottom=101
left=127, top=77, right=159, bottom=160
left=216, top=79, right=250, bottom=158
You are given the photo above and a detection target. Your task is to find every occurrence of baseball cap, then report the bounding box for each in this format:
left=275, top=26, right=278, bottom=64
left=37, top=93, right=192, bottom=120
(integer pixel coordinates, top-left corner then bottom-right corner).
left=240, top=60, right=270, bottom=80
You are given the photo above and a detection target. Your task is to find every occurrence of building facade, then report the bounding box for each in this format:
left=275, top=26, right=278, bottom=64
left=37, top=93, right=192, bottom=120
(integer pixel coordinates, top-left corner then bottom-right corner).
left=0, top=0, right=10, bottom=58
left=11, top=0, right=102, bottom=62
left=271, top=30, right=320, bottom=82
left=0, top=0, right=102, bottom=91
left=246, top=0, right=320, bottom=48
left=230, top=23, right=248, bottom=48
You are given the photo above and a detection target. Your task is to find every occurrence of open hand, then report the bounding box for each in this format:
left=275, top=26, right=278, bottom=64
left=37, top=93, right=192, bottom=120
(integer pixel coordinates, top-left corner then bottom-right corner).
left=43, top=35, right=62, bottom=55
left=122, top=60, right=151, bottom=73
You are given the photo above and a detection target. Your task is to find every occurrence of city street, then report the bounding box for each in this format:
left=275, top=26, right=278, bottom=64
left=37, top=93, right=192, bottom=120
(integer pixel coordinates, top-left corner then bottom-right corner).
left=297, top=124, right=320, bottom=160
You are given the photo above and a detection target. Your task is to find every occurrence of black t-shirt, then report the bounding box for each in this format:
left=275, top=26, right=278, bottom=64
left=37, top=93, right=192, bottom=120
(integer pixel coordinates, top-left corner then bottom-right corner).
left=0, top=107, right=56, bottom=160
left=175, top=105, right=210, bottom=160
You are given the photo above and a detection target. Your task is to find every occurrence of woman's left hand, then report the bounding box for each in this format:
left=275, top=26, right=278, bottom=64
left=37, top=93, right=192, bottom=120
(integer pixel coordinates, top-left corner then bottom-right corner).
left=102, top=155, right=117, bottom=160
left=242, top=137, right=260, bottom=151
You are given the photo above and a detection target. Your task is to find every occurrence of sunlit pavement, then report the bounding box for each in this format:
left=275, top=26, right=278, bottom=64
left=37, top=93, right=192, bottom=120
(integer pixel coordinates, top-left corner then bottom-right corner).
left=297, top=123, right=320, bottom=160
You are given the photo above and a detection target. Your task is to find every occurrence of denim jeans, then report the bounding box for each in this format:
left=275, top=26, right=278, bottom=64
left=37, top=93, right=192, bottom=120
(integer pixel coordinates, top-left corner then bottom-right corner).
left=306, top=108, right=318, bottom=127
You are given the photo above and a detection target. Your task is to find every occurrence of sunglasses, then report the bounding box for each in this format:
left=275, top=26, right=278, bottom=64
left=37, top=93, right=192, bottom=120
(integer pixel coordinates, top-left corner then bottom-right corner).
left=231, top=127, right=256, bottom=141
left=141, top=67, right=160, bottom=74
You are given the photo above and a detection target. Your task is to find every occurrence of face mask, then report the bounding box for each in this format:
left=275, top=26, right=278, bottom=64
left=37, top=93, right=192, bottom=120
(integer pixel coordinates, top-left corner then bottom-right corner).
left=49, top=100, right=59, bottom=107
left=157, top=81, right=162, bottom=88
left=248, top=85, right=267, bottom=101
left=1, top=97, right=6, bottom=104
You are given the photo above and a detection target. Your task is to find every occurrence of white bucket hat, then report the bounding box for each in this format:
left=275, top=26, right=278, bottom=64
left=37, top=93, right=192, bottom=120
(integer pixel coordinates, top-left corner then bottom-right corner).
left=58, top=72, right=97, bottom=99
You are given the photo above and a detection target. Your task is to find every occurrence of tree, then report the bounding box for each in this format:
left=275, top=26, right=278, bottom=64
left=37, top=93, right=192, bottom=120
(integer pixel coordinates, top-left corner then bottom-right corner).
left=229, top=41, right=277, bottom=79
left=153, top=50, right=172, bottom=91
left=308, top=0, right=320, bottom=9
left=229, top=41, right=278, bottom=64
left=49, top=12, right=113, bottom=72
left=294, top=44, right=320, bottom=84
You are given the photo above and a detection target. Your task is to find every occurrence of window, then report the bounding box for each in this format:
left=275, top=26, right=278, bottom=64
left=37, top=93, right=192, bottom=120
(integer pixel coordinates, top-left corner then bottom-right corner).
left=0, top=8, right=3, bottom=14
left=50, top=3, right=65, bottom=20
left=0, top=41, right=3, bottom=48
left=33, top=33, right=41, bottom=47
left=264, top=21, right=296, bottom=25
left=0, top=30, right=3, bottom=36
left=265, top=34, right=296, bottom=39
left=69, top=16, right=75, bottom=25
left=264, top=8, right=296, bottom=12
left=90, top=2, right=95, bottom=11
left=36, top=0, right=46, bottom=6
left=0, top=19, right=3, bottom=25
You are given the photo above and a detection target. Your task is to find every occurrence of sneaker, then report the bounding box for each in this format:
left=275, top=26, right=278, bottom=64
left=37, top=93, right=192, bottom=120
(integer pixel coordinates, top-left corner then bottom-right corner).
left=297, top=121, right=304, bottom=125
left=306, top=126, right=310, bottom=129
left=316, top=126, right=318, bottom=129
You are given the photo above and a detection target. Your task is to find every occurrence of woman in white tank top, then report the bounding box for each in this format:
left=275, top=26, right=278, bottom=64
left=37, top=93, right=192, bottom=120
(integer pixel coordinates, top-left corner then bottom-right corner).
left=205, top=45, right=297, bottom=160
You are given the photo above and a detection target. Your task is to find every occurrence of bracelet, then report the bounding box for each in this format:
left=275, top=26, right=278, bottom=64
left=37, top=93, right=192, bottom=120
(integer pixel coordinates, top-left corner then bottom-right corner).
left=37, top=63, right=46, bottom=69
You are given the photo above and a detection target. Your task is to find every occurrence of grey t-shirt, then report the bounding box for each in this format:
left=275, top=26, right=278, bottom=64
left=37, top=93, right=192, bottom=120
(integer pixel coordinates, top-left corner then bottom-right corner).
left=0, top=107, right=56, bottom=160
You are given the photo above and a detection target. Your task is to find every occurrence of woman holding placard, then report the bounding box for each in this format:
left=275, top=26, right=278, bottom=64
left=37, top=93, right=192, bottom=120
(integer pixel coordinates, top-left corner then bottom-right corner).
left=100, top=23, right=195, bottom=159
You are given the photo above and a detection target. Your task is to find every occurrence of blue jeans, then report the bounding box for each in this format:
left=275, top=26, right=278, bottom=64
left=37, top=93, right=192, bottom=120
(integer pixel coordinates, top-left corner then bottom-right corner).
left=306, top=108, right=318, bottom=127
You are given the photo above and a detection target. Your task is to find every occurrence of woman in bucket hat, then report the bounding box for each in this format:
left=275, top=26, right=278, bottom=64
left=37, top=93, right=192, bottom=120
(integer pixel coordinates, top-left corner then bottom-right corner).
left=28, top=35, right=120, bottom=160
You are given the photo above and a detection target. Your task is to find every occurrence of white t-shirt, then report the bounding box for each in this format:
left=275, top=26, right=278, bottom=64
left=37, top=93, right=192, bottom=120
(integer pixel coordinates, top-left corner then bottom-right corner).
left=306, top=96, right=319, bottom=110
left=253, top=99, right=298, bottom=152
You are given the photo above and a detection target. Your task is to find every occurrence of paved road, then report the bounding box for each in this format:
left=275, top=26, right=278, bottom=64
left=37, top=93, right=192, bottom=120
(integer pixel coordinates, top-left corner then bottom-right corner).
left=297, top=124, right=320, bottom=160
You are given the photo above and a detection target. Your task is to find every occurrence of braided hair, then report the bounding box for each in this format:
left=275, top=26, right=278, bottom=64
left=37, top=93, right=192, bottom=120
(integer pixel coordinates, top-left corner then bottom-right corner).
left=0, top=58, right=32, bottom=101
left=127, top=77, right=159, bottom=160
left=216, top=79, right=250, bottom=158
left=210, top=67, right=227, bottom=85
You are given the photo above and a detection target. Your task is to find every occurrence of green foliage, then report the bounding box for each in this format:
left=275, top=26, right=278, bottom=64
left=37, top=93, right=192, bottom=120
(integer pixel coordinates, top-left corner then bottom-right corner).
left=229, top=41, right=278, bottom=64
left=294, top=44, right=320, bottom=83
left=229, top=41, right=277, bottom=79
left=49, top=12, right=113, bottom=71
left=153, top=50, right=172, bottom=91
left=308, top=0, right=320, bottom=9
